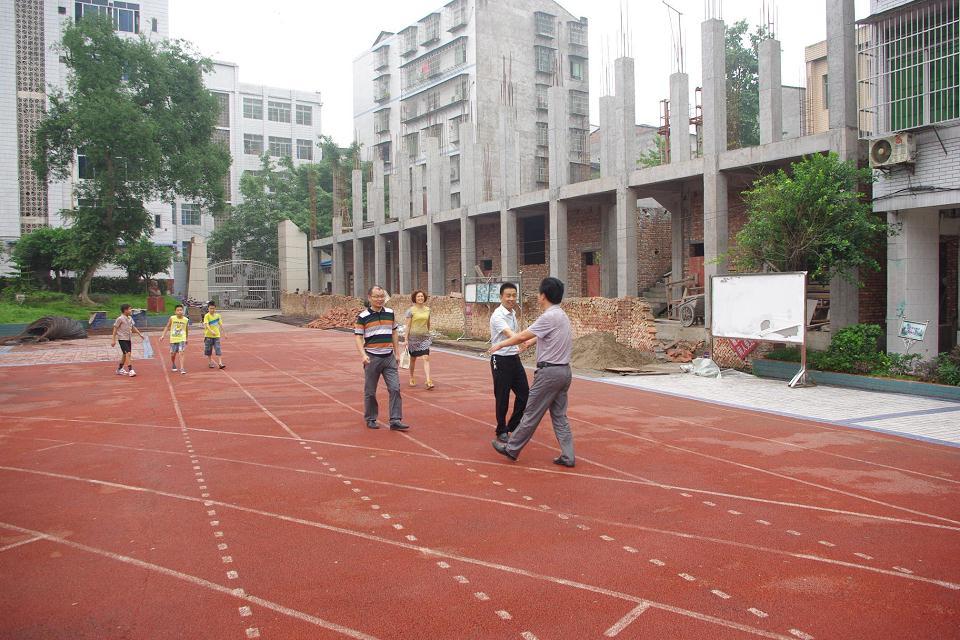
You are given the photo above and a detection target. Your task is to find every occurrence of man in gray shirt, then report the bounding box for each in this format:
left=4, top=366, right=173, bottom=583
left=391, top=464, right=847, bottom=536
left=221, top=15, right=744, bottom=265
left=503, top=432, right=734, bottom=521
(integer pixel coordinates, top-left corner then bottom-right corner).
left=486, top=277, right=575, bottom=467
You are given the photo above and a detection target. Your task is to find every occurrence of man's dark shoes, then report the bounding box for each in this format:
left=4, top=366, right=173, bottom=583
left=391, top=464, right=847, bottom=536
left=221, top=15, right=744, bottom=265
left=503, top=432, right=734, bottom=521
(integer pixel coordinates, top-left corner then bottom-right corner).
left=492, top=440, right=518, bottom=461
left=553, top=456, right=575, bottom=468
left=496, top=432, right=509, bottom=443
left=366, top=421, right=380, bottom=429
left=389, top=422, right=410, bottom=431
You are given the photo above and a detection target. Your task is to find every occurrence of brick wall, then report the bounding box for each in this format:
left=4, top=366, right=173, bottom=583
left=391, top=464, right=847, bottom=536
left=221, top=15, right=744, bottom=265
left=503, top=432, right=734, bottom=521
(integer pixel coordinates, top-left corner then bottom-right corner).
left=942, top=235, right=959, bottom=337
left=859, top=241, right=888, bottom=327
left=474, top=218, right=501, bottom=276
left=566, top=205, right=602, bottom=298
left=343, top=243, right=355, bottom=293
left=442, top=225, right=462, bottom=294
left=283, top=292, right=658, bottom=352
left=637, top=207, right=673, bottom=291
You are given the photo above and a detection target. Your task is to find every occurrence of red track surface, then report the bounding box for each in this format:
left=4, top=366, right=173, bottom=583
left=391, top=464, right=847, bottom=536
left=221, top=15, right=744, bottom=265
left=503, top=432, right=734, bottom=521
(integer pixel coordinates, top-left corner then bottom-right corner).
left=1, top=325, right=958, bottom=639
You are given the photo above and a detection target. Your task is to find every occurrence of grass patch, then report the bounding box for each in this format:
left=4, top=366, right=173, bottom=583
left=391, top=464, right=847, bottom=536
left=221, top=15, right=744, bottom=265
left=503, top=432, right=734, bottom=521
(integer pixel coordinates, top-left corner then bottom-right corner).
left=0, top=292, right=180, bottom=324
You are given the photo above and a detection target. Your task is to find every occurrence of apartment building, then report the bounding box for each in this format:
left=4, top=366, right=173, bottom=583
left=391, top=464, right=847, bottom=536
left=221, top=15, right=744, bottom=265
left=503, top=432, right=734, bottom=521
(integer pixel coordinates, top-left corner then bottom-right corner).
left=353, top=0, right=590, bottom=205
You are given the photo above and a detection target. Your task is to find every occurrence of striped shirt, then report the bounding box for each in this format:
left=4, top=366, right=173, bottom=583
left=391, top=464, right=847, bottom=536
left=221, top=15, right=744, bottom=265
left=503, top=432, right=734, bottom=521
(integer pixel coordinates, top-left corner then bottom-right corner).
left=355, top=306, right=397, bottom=355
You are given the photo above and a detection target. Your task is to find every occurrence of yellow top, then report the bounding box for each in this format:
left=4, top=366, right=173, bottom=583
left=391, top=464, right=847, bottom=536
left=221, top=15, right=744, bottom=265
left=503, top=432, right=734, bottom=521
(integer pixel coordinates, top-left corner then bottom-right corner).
left=169, top=315, right=188, bottom=344
left=203, top=312, right=223, bottom=338
left=406, top=305, right=430, bottom=336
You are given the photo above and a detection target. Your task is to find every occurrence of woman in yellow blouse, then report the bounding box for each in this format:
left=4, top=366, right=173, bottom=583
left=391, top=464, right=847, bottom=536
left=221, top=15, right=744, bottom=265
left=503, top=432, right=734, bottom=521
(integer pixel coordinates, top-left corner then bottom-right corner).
left=404, top=290, right=434, bottom=389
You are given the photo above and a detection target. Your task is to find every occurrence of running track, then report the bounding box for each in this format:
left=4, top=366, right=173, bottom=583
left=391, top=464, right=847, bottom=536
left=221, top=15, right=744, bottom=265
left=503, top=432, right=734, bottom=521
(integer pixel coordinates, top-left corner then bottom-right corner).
left=1, top=322, right=958, bottom=639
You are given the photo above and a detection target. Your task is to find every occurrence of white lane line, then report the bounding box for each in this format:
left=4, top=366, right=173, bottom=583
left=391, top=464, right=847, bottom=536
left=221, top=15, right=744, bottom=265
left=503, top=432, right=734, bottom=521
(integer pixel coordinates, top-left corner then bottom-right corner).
left=678, top=573, right=696, bottom=582
left=817, top=541, right=835, bottom=548
left=649, top=559, right=665, bottom=566
left=711, top=590, right=732, bottom=600
left=474, top=592, right=490, bottom=601
left=603, top=603, right=650, bottom=637
left=495, top=610, right=512, bottom=620
left=0, top=522, right=379, bottom=640
left=748, top=608, right=769, bottom=619
left=756, top=520, right=772, bottom=526
left=34, top=442, right=75, bottom=453
left=399, top=431, right=451, bottom=458
left=9, top=465, right=959, bottom=594
left=894, top=566, right=914, bottom=574
left=0, top=535, right=43, bottom=553
left=454, top=575, right=469, bottom=584
left=239, top=606, right=252, bottom=617
left=854, top=553, right=873, bottom=560
left=521, top=633, right=539, bottom=640
left=788, top=629, right=815, bottom=640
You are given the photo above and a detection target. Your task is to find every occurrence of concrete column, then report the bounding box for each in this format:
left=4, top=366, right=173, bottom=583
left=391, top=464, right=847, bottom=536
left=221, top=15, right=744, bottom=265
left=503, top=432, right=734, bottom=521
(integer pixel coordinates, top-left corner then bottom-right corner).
left=277, top=219, right=309, bottom=293
left=186, top=236, right=209, bottom=303
left=309, top=245, right=321, bottom=293
left=461, top=214, right=476, bottom=281
left=548, top=87, right=570, bottom=189
left=669, top=72, right=691, bottom=162
left=702, top=18, right=729, bottom=326
left=500, top=207, right=518, bottom=278
left=460, top=124, right=478, bottom=208
left=827, top=0, right=861, bottom=329
left=332, top=241, right=346, bottom=295
left=672, top=186, right=686, bottom=283
left=549, top=199, right=568, bottom=283
left=412, top=164, right=425, bottom=218
left=886, top=209, right=941, bottom=360
left=427, top=222, right=445, bottom=296
left=498, top=106, right=521, bottom=198
left=374, top=233, right=387, bottom=292
left=615, top=57, right=637, bottom=174
left=758, top=39, right=783, bottom=145
left=598, top=95, right=616, bottom=176
left=425, top=137, right=442, bottom=215
left=398, top=229, right=412, bottom=294
left=352, top=169, right=364, bottom=226
left=352, top=237, right=365, bottom=298
left=616, top=187, right=638, bottom=297
left=600, top=201, right=618, bottom=297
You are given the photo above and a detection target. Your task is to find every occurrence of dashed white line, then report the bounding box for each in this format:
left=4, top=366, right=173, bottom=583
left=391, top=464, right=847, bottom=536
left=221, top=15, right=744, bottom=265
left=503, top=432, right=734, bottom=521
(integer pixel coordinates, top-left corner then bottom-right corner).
left=239, top=606, right=252, bottom=617
left=521, top=633, right=539, bottom=640
left=817, top=541, right=835, bottom=548
left=756, top=520, right=772, bottom=526
left=405, top=535, right=418, bottom=542
left=727, top=510, right=742, bottom=515
left=245, top=628, right=260, bottom=638
left=747, top=608, right=768, bottom=618
left=226, top=570, right=239, bottom=580
left=703, top=501, right=716, bottom=507
left=854, top=553, right=873, bottom=560
left=649, top=559, right=665, bottom=566
left=495, top=610, right=512, bottom=620
left=711, top=590, right=731, bottom=600
left=678, top=573, right=696, bottom=582
left=600, top=535, right=615, bottom=541
left=786, top=530, right=802, bottom=536
left=436, top=561, right=450, bottom=569
left=623, top=546, right=638, bottom=553
left=894, top=566, right=914, bottom=574
left=474, top=592, right=490, bottom=601
left=454, top=575, right=469, bottom=584
left=788, top=629, right=815, bottom=640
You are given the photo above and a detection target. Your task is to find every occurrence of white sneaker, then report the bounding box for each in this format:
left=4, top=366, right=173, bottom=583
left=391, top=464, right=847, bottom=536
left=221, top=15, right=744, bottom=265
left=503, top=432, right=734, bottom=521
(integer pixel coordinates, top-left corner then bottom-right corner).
left=128, top=368, right=137, bottom=377
left=180, top=369, right=187, bottom=375
left=171, top=365, right=178, bottom=372
left=117, top=369, right=128, bottom=376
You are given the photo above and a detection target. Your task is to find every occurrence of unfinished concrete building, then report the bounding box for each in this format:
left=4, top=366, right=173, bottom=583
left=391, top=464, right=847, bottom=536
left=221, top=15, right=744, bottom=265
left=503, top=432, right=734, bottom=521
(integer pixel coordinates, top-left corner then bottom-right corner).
left=315, top=0, right=924, bottom=347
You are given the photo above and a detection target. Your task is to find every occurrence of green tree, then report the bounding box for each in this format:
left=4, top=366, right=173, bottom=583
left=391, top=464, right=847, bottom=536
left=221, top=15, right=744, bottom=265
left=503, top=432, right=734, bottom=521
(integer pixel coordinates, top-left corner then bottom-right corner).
left=114, top=237, right=174, bottom=289
left=11, top=227, right=73, bottom=290
left=725, top=20, right=772, bottom=150
left=33, top=16, right=230, bottom=304
left=729, top=152, right=886, bottom=284
left=638, top=135, right=667, bottom=168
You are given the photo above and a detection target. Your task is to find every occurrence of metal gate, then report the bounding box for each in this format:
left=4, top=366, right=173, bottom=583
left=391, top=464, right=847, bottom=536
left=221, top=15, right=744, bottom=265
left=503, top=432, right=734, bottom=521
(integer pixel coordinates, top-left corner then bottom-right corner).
left=207, top=260, right=280, bottom=310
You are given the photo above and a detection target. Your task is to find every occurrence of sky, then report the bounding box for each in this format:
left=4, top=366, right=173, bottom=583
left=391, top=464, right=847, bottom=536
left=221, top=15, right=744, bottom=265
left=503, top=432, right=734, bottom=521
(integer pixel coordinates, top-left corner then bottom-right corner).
left=169, top=0, right=871, bottom=143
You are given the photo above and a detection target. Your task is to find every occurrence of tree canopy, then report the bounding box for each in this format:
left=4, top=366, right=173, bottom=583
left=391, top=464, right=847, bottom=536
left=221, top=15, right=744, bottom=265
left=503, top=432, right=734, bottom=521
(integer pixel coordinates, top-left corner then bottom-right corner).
left=32, top=15, right=230, bottom=303
left=729, top=152, right=886, bottom=284
left=114, top=237, right=174, bottom=288
left=725, top=20, right=772, bottom=150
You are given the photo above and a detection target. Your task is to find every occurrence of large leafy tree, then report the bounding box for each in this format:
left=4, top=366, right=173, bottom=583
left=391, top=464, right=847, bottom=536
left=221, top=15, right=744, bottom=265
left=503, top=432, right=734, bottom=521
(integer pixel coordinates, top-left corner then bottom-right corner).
left=33, top=16, right=230, bottom=304
left=730, top=152, right=885, bottom=284
left=11, top=227, right=73, bottom=290
left=208, top=136, right=362, bottom=265
left=725, top=20, right=772, bottom=150
left=114, top=237, right=174, bottom=289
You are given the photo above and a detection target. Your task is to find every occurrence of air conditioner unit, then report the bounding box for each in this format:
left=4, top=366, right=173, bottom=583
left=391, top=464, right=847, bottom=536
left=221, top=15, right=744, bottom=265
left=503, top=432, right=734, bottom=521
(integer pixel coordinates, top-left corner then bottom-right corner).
left=869, top=132, right=916, bottom=168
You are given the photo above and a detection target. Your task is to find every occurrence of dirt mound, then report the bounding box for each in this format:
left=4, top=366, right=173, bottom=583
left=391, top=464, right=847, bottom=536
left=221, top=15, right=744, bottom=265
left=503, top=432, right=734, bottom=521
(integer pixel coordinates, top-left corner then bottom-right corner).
left=569, top=332, right=657, bottom=370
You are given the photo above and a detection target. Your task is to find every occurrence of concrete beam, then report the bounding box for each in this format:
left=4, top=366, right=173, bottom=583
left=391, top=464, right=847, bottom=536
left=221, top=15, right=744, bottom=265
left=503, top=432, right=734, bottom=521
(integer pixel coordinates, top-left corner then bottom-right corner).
left=669, top=72, right=691, bottom=162
left=499, top=106, right=521, bottom=199
left=352, top=169, right=364, bottom=226
left=701, top=19, right=727, bottom=158
left=600, top=202, right=618, bottom=297
left=758, top=39, right=783, bottom=145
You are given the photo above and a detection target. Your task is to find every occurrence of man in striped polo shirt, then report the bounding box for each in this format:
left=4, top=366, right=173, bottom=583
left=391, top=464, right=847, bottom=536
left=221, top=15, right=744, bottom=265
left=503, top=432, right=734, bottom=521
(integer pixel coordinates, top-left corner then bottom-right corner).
left=354, top=285, right=410, bottom=431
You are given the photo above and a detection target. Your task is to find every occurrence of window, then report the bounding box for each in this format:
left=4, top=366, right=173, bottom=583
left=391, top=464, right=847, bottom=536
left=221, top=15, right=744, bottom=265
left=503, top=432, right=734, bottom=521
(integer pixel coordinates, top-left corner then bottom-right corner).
left=296, top=104, right=313, bottom=126
left=447, top=0, right=466, bottom=29
left=405, top=132, right=419, bottom=158
left=536, top=122, right=549, bottom=147
left=243, top=97, right=262, bottom=120
left=821, top=74, right=829, bottom=109
left=536, top=84, right=549, bottom=110
left=450, top=154, right=460, bottom=183
left=154, top=214, right=162, bottom=229
left=569, top=21, right=587, bottom=46
left=535, top=46, right=556, bottom=74
left=480, top=258, right=493, bottom=272
left=569, top=56, right=585, bottom=81
left=535, top=12, right=556, bottom=38
left=570, top=90, right=588, bottom=116
left=535, top=156, right=549, bottom=185
left=401, top=26, right=418, bottom=55
left=420, top=13, right=440, bottom=44
left=375, top=109, right=391, bottom=133
left=268, top=101, right=291, bottom=123
left=422, top=123, right=443, bottom=148
left=426, top=90, right=439, bottom=112
left=243, top=134, right=264, bottom=155
left=75, top=1, right=140, bottom=33
left=212, top=128, right=229, bottom=149
left=454, top=39, right=467, bottom=65
left=181, top=241, right=191, bottom=261
left=449, top=115, right=463, bottom=143
left=213, top=92, right=229, bottom=127
left=522, top=216, right=546, bottom=264
left=180, top=203, right=201, bottom=226
left=77, top=150, right=95, bottom=179
left=570, top=128, right=587, bottom=158
left=375, top=76, right=390, bottom=102
left=375, top=45, right=390, bottom=69
left=151, top=17, right=157, bottom=32
left=450, top=192, right=461, bottom=208
left=269, top=136, right=292, bottom=157
left=297, top=139, right=313, bottom=160
left=171, top=202, right=176, bottom=223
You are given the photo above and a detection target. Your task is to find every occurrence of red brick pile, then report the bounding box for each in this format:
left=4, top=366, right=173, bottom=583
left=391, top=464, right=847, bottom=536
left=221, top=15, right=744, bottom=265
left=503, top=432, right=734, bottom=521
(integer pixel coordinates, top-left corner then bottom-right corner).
left=659, top=339, right=705, bottom=363
left=305, top=308, right=358, bottom=330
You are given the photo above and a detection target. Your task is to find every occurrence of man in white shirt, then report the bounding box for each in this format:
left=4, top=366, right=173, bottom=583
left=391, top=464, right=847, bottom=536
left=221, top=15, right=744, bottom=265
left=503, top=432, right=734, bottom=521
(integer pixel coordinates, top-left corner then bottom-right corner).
left=488, top=282, right=530, bottom=442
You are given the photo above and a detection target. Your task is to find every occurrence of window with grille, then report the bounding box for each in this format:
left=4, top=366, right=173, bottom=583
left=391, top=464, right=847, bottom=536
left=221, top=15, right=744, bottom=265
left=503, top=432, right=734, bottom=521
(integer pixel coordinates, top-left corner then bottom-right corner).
left=77, top=150, right=95, bottom=179
left=450, top=192, right=461, bottom=208
left=454, top=40, right=466, bottom=65
left=535, top=157, right=549, bottom=185
left=297, top=139, right=313, bottom=160
left=570, top=128, right=587, bottom=156
left=426, top=91, right=439, bottom=111
left=450, top=154, right=460, bottom=183
left=569, top=21, right=587, bottom=46
left=421, top=13, right=440, bottom=44
left=243, top=134, right=263, bottom=155
left=269, top=136, right=292, bottom=157
left=268, top=101, right=291, bottom=123
left=536, top=122, right=549, bottom=147
left=535, top=46, right=556, bottom=74
left=522, top=216, right=546, bottom=264
left=375, top=109, right=391, bottom=133
left=401, top=26, right=418, bottom=54
left=75, top=1, right=139, bottom=33
left=405, top=132, right=419, bottom=157
left=858, top=0, right=960, bottom=136
left=180, top=203, right=201, bottom=226
left=569, top=56, right=585, bottom=81
left=536, top=84, right=549, bottom=110
left=535, top=12, right=556, bottom=38
left=375, top=45, right=390, bottom=69
left=448, top=0, right=466, bottom=29
left=423, top=124, right=443, bottom=147
left=243, top=97, right=262, bottom=119
left=212, top=128, right=229, bottom=149
left=569, top=90, right=588, bottom=116
left=296, top=104, right=313, bottom=126
left=213, top=92, right=229, bottom=127
left=375, top=75, right=390, bottom=102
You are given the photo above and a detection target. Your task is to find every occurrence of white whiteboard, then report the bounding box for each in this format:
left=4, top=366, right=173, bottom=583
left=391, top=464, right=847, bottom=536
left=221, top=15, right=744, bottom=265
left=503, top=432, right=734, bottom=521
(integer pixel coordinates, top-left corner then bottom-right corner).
left=464, top=282, right=518, bottom=303
left=711, top=273, right=807, bottom=344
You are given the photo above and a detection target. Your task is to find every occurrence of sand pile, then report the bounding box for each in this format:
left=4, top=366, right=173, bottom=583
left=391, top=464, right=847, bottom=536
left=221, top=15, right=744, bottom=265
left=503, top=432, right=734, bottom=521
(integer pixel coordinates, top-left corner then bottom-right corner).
left=570, top=332, right=657, bottom=370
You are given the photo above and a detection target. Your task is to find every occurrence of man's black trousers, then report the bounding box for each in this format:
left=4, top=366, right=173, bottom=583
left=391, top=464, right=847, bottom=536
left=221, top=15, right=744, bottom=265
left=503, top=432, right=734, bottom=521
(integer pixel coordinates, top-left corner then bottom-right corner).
left=490, top=354, right=529, bottom=435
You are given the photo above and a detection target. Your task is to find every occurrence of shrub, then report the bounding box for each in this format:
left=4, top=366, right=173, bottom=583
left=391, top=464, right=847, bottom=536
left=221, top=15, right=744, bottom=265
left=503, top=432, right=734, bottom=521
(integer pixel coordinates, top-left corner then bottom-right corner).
left=817, top=323, right=884, bottom=374
left=936, top=347, right=960, bottom=386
